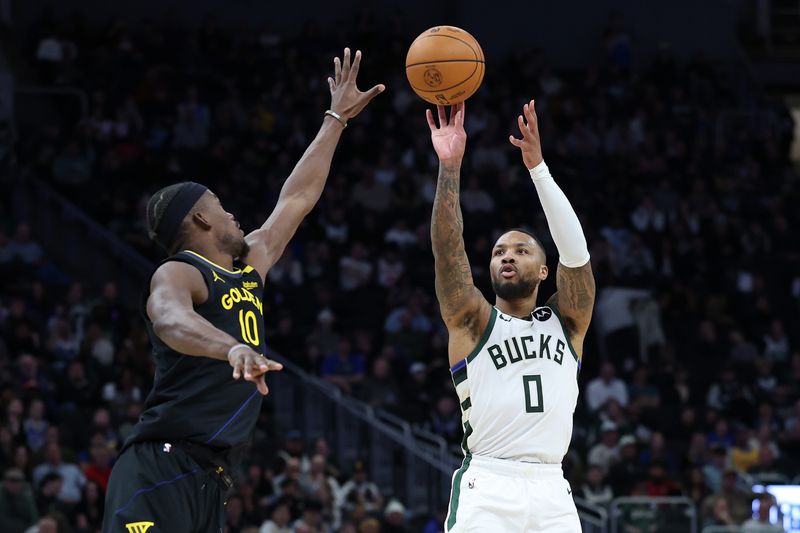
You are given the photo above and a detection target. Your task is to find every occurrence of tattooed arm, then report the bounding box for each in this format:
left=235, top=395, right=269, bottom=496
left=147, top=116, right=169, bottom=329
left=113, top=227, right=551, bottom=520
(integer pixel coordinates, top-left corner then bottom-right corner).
left=510, top=99, right=595, bottom=356
left=548, top=263, right=595, bottom=355
left=427, top=104, right=491, bottom=365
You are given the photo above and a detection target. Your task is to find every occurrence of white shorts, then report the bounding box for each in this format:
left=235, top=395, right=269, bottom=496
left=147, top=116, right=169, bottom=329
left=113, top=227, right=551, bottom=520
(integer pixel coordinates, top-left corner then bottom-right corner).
left=445, top=455, right=581, bottom=532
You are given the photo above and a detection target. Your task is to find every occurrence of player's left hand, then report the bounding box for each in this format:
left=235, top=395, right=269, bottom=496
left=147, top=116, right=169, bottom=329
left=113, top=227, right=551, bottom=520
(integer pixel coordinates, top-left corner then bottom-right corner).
left=230, top=346, right=284, bottom=395
left=509, top=99, right=544, bottom=169
left=328, top=48, right=385, bottom=122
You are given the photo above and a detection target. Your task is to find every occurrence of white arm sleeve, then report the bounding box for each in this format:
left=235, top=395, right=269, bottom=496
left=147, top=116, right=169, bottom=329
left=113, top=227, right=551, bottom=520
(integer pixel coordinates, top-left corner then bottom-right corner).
left=529, top=160, right=590, bottom=268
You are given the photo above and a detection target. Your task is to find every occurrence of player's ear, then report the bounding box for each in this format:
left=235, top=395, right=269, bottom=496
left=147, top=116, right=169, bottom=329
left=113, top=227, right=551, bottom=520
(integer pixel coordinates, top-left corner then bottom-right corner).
left=539, top=264, right=548, bottom=281
left=192, top=211, right=212, bottom=231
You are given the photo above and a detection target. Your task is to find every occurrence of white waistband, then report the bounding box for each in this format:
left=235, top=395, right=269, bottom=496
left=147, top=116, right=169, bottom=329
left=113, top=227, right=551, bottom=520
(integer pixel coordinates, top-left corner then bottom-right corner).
left=467, top=454, right=564, bottom=479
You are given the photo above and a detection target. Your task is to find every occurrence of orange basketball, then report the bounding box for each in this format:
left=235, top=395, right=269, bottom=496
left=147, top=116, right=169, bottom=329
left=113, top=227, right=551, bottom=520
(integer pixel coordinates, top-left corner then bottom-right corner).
left=405, top=26, right=485, bottom=105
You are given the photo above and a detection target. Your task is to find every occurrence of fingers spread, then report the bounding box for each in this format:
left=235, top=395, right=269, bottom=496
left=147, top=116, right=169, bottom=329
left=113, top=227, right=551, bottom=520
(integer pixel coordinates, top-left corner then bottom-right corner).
left=426, top=109, right=437, bottom=131
left=524, top=101, right=537, bottom=127
left=455, top=102, right=465, bottom=127
left=350, top=49, right=361, bottom=80
left=341, top=48, right=351, bottom=81
left=256, top=375, right=269, bottom=395
left=437, top=105, right=447, bottom=127
left=266, top=360, right=284, bottom=371
left=334, top=57, right=342, bottom=85
left=364, top=84, right=385, bottom=101
left=509, top=135, right=523, bottom=147
left=517, top=114, right=528, bottom=136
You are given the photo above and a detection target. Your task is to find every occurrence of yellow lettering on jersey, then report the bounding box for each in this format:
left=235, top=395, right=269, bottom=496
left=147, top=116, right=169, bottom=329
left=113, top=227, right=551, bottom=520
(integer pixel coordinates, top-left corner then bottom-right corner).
left=221, top=287, right=263, bottom=314
left=243, top=281, right=258, bottom=290
left=125, top=522, right=155, bottom=533
left=212, top=271, right=226, bottom=284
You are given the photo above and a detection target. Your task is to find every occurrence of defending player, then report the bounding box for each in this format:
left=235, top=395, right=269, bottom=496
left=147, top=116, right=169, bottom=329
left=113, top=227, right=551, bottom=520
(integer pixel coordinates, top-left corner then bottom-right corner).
left=427, top=101, right=594, bottom=532
left=102, top=49, right=384, bottom=533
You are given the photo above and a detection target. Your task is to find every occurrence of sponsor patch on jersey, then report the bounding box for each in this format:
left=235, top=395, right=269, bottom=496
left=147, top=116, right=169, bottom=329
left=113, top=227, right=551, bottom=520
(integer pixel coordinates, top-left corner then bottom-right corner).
left=532, top=307, right=552, bottom=321
left=125, top=522, right=155, bottom=533
left=242, top=281, right=258, bottom=290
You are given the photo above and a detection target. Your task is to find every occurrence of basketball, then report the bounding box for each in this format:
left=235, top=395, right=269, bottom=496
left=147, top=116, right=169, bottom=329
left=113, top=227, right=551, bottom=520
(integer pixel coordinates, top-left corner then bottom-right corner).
left=405, top=26, right=485, bottom=105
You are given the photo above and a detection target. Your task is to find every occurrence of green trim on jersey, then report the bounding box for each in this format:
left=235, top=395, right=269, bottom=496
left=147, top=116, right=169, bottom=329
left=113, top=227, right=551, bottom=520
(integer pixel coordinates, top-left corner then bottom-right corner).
left=549, top=305, right=580, bottom=363
left=460, top=397, right=471, bottom=411
left=461, top=421, right=474, bottom=454
left=446, top=453, right=472, bottom=531
left=452, top=366, right=467, bottom=386
left=465, top=307, right=498, bottom=363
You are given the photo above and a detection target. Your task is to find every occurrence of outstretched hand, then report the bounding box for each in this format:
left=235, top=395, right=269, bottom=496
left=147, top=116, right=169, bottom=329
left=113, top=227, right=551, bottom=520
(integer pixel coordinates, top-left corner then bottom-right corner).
left=426, top=102, right=466, bottom=164
left=509, top=99, right=543, bottom=169
left=328, top=48, right=385, bottom=122
left=228, top=346, right=283, bottom=395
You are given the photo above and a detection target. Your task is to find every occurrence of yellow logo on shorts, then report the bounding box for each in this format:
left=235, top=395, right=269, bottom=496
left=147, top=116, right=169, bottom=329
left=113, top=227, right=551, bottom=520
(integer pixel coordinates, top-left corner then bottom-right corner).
left=125, top=522, right=155, bottom=533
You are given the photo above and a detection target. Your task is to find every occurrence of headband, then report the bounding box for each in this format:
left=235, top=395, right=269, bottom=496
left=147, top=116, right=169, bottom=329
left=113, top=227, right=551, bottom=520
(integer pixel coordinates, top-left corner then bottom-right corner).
left=153, top=182, right=208, bottom=249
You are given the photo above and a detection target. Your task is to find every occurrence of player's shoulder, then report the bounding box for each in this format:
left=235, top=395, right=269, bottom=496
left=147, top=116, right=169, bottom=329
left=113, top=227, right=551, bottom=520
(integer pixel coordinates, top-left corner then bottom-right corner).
left=151, top=258, right=206, bottom=291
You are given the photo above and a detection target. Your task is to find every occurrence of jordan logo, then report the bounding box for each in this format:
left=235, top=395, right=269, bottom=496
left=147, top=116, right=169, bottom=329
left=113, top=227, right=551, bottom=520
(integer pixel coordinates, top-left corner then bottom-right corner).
left=125, top=522, right=155, bottom=533
left=163, top=443, right=172, bottom=453
left=212, top=271, right=226, bottom=283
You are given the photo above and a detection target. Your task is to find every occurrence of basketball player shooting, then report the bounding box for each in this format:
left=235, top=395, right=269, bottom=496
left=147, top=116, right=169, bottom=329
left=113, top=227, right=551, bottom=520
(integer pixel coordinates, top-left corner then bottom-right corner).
left=427, top=101, right=595, bottom=532
left=102, top=48, right=384, bottom=533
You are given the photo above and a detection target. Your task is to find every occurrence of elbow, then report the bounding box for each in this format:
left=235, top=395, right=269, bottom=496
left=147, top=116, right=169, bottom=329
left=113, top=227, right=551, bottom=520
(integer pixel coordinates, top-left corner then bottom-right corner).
left=151, top=316, right=181, bottom=340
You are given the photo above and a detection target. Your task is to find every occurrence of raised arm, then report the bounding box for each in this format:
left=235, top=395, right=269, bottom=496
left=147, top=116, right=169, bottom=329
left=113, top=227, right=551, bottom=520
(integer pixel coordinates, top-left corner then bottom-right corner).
left=509, top=100, right=595, bottom=356
left=428, top=104, right=491, bottom=364
left=146, top=261, right=282, bottom=394
left=243, top=48, right=385, bottom=280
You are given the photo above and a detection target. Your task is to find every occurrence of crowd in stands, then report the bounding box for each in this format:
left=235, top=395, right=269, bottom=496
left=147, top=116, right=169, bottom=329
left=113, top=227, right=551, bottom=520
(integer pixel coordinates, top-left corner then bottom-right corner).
left=1, top=8, right=798, bottom=533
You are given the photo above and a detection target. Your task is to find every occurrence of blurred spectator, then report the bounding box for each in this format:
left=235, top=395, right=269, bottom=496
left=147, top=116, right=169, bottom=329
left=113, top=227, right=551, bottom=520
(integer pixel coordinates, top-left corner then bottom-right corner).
left=0, top=468, right=38, bottom=533
left=581, top=465, right=613, bottom=506
left=428, top=396, right=462, bottom=445
left=587, top=421, right=620, bottom=474
left=741, top=493, right=783, bottom=533
left=360, top=358, right=399, bottom=410
left=31, top=443, right=85, bottom=505
left=381, top=499, right=409, bottom=533
left=701, top=469, right=754, bottom=525
left=608, top=434, right=640, bottom=496
left=703, top=444, right=728, bottom=493
left=7, top=224, right=43, bottom=266
left=585, top=361, right=628, bottom=412
left=259, top=498, right=292, bottom=533
left=320, top=339, right=366, bottom=395
left=701, top=495, right=737, bottom=530
left=339, top=461, right=383, bottom=516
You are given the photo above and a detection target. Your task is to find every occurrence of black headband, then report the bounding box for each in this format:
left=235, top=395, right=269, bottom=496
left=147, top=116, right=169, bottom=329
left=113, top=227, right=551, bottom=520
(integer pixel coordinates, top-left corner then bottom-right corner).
left=154, top=182, right=208, bottom=249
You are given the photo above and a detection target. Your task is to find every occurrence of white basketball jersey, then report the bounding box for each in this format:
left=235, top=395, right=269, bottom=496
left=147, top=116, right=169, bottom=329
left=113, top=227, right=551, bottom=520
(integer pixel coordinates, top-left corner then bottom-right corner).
left=450, top=305, right=580, bottom=463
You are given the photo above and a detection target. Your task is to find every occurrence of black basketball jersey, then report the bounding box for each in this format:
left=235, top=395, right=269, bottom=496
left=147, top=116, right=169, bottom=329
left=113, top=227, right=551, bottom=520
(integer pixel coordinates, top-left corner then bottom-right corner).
left=124, top=250, right=267, bottom=451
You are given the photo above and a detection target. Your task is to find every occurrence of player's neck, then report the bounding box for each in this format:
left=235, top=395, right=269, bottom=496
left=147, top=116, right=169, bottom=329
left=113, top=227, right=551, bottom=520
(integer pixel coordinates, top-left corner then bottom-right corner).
left=184, top=242, right=234, bottom=270
left=495, top=291, right=539, bottom=319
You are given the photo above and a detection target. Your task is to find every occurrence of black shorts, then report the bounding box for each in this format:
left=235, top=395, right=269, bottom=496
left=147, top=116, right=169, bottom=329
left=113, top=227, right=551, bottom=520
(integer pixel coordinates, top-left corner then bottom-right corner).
left=102, top=441, right=225, bottom=533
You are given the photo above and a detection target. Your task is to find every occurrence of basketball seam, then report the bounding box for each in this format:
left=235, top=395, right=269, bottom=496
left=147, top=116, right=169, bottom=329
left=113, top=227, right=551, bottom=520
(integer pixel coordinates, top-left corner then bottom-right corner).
left=405, top=59, right=485, bottom=68
left=411, top=33, right=480, bottom=61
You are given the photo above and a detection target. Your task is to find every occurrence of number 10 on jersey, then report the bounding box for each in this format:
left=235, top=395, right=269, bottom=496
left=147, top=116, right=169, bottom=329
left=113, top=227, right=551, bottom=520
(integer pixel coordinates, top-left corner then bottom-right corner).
left=238, top=309, right=260, bottom=346
left=523, top=374, right=544, bottom=413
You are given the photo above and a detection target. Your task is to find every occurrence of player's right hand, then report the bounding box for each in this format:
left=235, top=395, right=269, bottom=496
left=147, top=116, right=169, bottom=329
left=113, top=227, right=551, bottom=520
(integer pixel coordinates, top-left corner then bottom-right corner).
left=328, top=48, right=385, bottom=122
left=426, top=103, right=466, bottom=164
left=228, top=345, right=283, bottom=395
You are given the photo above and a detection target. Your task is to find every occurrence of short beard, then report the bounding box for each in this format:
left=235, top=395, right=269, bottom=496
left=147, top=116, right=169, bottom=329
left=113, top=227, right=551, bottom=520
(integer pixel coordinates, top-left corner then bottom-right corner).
left=492, top=276, right=538, bottom=300
left=219, top=232, right=249, bottom=260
